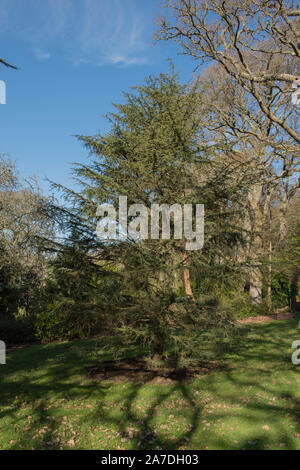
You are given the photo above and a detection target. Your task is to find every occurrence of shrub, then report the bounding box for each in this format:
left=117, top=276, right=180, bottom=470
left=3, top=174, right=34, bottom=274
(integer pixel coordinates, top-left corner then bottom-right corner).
left=35, top=300, right=103, bottom=342
left=268, top=273, right=290, bottom=308
left=0, top=315, right=35, bottom=344
left=213, top=290, right=268, bottom=320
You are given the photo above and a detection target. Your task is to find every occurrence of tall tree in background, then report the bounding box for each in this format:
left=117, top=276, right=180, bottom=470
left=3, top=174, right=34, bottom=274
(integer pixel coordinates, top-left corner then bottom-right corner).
left=157, top=0, right=300, bottom=144
left=196, top=62, right=299, bottom=305
left=0, top=156, right=52, bottom=316
left=157, top=0, right=300, bottom=305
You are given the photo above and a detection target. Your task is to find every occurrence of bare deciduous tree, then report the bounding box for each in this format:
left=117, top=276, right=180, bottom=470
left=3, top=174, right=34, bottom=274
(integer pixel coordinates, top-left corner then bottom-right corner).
left=156, top=0, right=300, bottom=144
left=157, top=0, right=300, bottom=305
left=200, top=63, right=299, bottom=303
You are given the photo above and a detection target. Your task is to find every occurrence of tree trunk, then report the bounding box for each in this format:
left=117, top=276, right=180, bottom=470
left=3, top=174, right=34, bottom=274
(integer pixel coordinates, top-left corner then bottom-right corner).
left=183, top=249, right=194, bottom=300
left=279, top=190, right=288, bottom=245
left=247, top=183, right=264, bottom=305
left=266, top=240, right=272, bottom=312
left=152, top=334, right=165, bottom=360
left=266, top=201, right=273, bottom=313
left=291, top=271, right=299, bottom=310
left=249, top=267, right=263, bottom=305
left=181, top=189, right=195, bottom=301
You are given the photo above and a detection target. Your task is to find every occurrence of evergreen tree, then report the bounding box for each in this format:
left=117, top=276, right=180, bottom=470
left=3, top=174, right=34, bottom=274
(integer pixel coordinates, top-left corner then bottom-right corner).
left=56, top=70, right=252, bottom=366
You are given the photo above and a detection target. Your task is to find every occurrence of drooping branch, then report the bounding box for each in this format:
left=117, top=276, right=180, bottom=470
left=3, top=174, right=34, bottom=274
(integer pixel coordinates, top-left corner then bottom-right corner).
left=0, top=58, right=18, bottom=69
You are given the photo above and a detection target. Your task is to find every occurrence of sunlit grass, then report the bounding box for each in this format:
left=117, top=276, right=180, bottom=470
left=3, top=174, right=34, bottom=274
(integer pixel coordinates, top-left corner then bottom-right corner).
left=0, top=320, right=300, bottom=449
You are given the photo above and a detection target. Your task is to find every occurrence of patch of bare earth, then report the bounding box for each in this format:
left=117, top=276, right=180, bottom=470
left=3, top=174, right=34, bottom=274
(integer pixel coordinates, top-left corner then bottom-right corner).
left=85, top=358, right=222, bottom=383
left=237, top=308, right=294, bottom=324
left=6, top=342, right=39, bottom=353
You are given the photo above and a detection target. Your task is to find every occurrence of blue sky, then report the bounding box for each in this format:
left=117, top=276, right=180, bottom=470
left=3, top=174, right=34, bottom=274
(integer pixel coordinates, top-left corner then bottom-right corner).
left=0, top=0, right=197, bottom=196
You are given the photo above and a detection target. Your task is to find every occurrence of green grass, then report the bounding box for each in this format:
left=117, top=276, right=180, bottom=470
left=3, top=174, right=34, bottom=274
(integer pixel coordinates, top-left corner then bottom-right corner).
left=1, top=320, right=300, bottom=450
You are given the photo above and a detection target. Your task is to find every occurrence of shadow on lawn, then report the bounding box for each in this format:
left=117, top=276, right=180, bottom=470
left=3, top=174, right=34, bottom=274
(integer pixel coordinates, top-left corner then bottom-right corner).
left=0, top=357, right=202, bottom=449
left=0, top=320, right=300, bottom=450
left=89, top=370, right=205, bottom=450
left=0, top=342, right=105, bottom=449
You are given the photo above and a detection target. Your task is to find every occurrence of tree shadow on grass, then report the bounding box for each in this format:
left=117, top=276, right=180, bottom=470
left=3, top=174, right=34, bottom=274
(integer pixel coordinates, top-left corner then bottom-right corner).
left=1, top=320, right=300, bottom=449
left=0, top=341, right=213, bottom=449
left=88, top=373, right=205, bottom=450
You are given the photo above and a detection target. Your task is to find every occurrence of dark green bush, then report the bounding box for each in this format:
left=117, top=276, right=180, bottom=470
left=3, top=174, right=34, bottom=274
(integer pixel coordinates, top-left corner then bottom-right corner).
left=262, top=273, right=290, bottom=308
left=271, top=273, right=290, bottom=308
left=0, top=315, right=36, bottom=344
left=35, top=301, right=103, bottom=342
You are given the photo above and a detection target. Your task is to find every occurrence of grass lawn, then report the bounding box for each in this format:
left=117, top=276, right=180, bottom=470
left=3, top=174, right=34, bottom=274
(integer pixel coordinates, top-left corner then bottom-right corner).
left=1, top=320, right=300, bottom=450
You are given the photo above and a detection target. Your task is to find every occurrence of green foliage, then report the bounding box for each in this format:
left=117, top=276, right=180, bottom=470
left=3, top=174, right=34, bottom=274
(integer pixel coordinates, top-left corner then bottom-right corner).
left=287, top=223, right=300, bottom=270
left=34, top=301, right=102, bottom=342
left=49, top=69, right=253, bottom=363
left=0, top=155, right=52, bottom=326
left=271, top=224, right=300, bottom=308
left=263, top=273, right=290, bottom=309
left=196, top=289, right=266, bottom=321
left=35, top=237, right=126, bottom=342
left=0, top=315, right=35, bottom=344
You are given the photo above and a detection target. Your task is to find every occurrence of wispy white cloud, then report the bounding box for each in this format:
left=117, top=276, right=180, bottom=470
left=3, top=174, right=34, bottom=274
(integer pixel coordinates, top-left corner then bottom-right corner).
left=109, top=55, right=148, bottom=67
left=0, top=0, right=149, bottom=67
left=34, top=49, right=51, bottom=61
